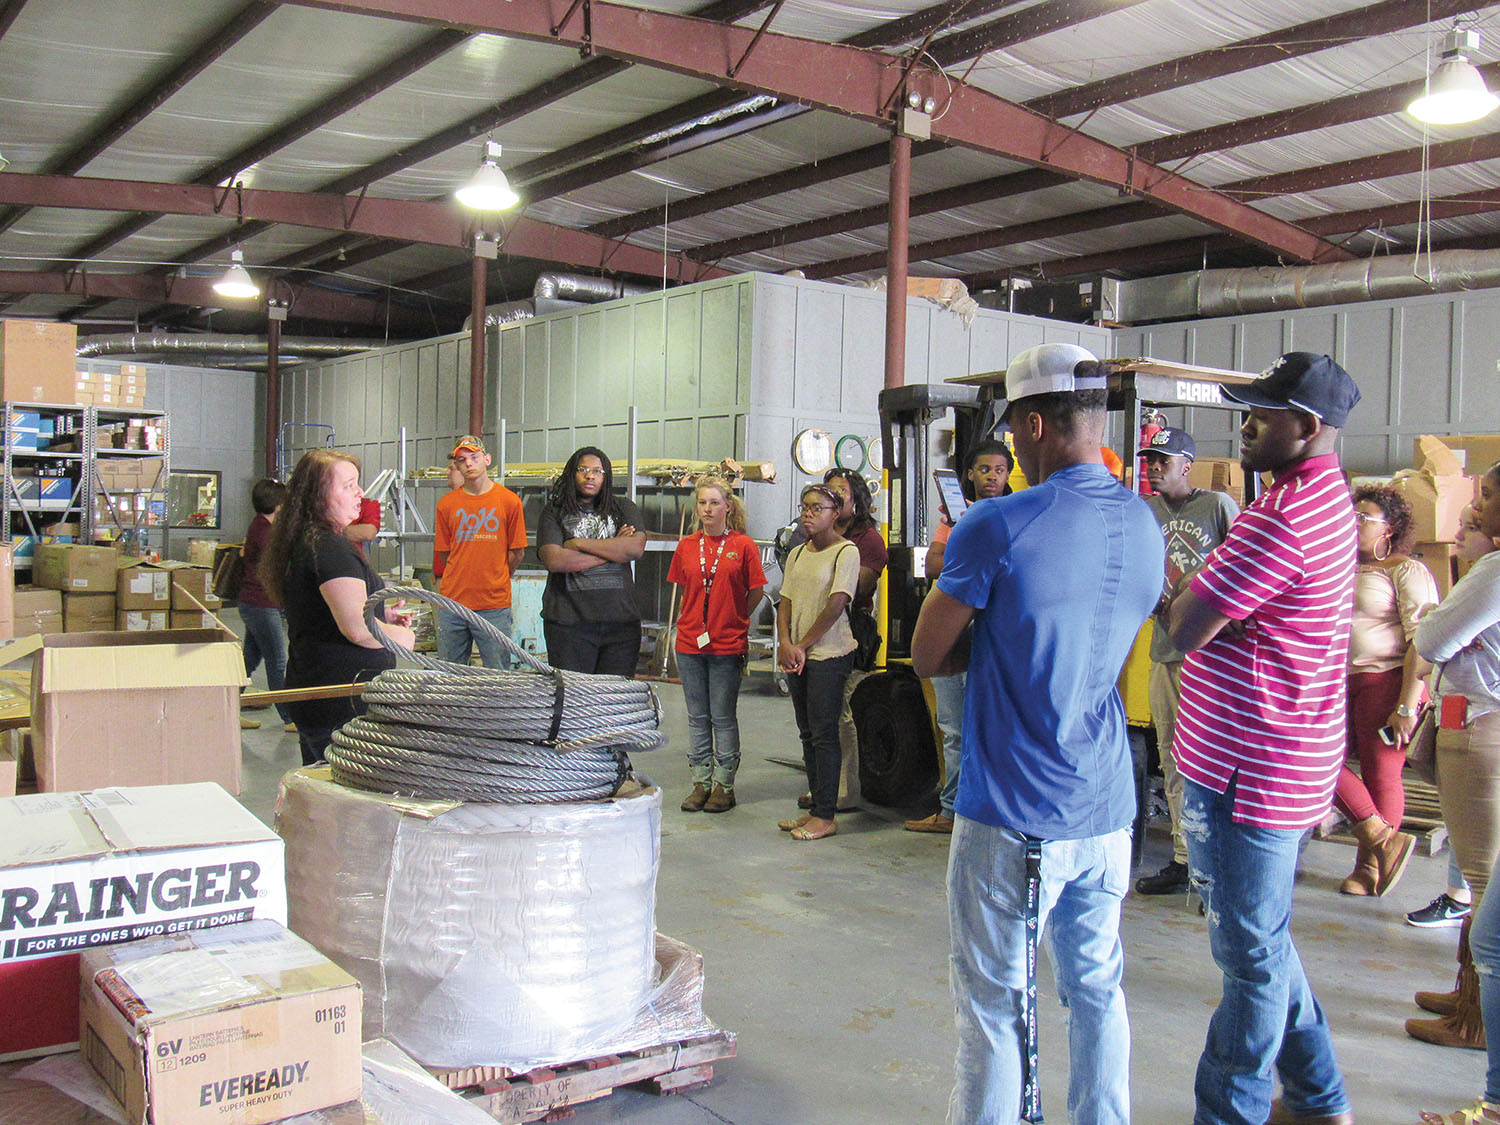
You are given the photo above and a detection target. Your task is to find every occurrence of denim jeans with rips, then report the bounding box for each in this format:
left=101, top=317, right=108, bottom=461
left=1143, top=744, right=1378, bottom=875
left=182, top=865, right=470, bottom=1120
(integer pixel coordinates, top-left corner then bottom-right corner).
left=947, top=816, right=1132, bottom=1125
left=1182, top=779, right=1350, bottom=1125
left=677, top=650, right=744, bottom=788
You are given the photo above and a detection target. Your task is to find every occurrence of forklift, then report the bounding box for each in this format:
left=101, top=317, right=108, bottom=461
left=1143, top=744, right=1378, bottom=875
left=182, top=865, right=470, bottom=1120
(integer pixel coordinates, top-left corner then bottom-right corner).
left=851, top=356, right=1263, bottom=810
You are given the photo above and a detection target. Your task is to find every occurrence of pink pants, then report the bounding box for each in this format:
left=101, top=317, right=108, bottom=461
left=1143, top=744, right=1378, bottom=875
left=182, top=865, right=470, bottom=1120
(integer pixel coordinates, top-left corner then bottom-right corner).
left=1333, top=668, right=1406, bottom=826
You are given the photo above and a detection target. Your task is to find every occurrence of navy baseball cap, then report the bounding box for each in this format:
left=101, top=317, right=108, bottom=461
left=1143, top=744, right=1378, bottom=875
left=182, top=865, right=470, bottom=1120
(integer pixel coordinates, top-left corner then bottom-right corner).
left=1137, top=427, right=1195, bottom=460
left=1221, top=352, right=1361, bottom=428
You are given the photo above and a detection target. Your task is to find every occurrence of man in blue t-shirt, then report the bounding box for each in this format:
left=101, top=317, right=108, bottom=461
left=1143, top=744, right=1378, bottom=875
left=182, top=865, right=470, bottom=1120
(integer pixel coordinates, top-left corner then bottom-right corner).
left=913, top=343, right=1163, bottom=1125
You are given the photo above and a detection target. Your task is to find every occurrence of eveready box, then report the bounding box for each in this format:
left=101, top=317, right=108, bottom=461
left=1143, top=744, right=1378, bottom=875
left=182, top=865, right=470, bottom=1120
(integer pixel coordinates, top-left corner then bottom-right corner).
left=31, top=629, right=247, bottom=794
left=0, top=783, right=287, bottom=1060
left=80, top=919, right=361, bottom=1125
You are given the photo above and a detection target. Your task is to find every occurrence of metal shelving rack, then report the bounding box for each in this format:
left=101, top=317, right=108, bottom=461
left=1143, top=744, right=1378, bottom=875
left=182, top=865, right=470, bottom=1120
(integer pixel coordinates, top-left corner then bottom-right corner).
left=88, top=406, right=170, bottom=557
left=2, top=401, right=88, bottom=572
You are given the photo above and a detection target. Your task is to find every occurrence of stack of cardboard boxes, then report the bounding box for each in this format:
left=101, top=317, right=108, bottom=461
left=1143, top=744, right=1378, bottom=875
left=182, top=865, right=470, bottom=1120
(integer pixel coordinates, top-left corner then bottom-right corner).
left=74, top=362, right=148, bottom=409
left=8, top=545, right=223, bottom=637
left=1393, top=435, right=1484, bottom=596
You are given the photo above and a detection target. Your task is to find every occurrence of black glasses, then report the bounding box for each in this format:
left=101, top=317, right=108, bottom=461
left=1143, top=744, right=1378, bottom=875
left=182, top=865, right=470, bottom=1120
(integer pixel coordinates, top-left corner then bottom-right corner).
left=800, top=503, right=835, bottom=514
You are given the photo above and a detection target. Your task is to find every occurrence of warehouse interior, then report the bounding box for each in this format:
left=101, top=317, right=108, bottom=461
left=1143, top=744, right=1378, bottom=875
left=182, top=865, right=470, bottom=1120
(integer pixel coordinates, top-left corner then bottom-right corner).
left=5, top=0, right=1500, bottom=1121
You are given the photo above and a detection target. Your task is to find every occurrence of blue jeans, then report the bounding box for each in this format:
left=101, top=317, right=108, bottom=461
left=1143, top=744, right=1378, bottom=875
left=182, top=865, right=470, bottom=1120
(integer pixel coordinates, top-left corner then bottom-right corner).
left=437, top=606, right=514, bottom=669
left=1472, top=868, right=1500, bottom=1102
left=240, top=605, right=291, bottom=723
left=932, top=672, right=965, bottom=816
left=947, top=817, right=1132, bottom=1125
left=1182, top=779, right=1349, bottom=1125
left=787, top=653, right=853, bottom=820
left=678, top=651, right=744, bottom=788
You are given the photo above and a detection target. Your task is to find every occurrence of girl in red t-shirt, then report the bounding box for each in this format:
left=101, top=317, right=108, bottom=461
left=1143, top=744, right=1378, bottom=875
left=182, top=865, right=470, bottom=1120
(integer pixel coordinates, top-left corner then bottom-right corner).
left=669, top=476, right=766, bottom=814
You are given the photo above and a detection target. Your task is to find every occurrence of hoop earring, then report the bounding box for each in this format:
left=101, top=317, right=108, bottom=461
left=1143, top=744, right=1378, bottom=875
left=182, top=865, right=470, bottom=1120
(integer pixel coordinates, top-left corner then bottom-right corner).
left=1373, top=537, right=1391, bottom=561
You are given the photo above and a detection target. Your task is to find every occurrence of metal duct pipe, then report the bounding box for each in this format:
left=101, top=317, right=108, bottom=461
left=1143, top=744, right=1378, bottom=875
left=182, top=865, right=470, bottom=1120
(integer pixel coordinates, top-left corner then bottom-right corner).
left=531, top=273, right=652, bottom=303
left=75, top=332, right=383, bottom=360
left=466, top=299, right=539, bottom=331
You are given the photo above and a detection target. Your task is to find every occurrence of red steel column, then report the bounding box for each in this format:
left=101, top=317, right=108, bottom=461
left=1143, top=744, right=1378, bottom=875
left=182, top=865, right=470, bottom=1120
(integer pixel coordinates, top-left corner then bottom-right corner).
left=469, top=250, right=487, bottom=437
left=884, top=132, right=911, bottom=390
left=266, top=313, right=281, bottom=477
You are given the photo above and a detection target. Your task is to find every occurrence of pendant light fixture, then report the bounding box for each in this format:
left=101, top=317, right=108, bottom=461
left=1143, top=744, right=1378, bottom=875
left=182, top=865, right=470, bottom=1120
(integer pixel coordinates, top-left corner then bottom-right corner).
left=1408, top=23, right=1499, bottom=126
left=455, top=140, right=519, bottom=211
left=212, top=249, right=260, bottom=300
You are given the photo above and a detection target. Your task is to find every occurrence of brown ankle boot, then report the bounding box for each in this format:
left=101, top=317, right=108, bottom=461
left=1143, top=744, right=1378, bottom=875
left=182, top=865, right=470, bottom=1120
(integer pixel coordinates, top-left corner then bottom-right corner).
left=1407, top=917, right=1486, bottom=1049
left=1350, top=814, right=1415, bottom=896
left=681, top=783, right=710, bottom=812
left=703, top=784, right=736, bottom=813
left=1338, top=844, right=1377, bottom=895
left=1415, top=987, right=1461, bottom=1016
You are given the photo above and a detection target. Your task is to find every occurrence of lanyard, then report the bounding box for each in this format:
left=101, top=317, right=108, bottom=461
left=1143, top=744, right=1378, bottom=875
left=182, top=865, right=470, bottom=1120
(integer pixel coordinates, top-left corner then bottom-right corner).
left=1022, top=837, right=1044, bottom=1123
left=697, top=532, right=729, bottom=593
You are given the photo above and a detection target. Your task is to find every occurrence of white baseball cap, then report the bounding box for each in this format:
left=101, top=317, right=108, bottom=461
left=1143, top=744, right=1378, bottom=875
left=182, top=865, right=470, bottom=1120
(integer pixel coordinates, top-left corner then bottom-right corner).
left=1002, top=343, right=1107, bottom=420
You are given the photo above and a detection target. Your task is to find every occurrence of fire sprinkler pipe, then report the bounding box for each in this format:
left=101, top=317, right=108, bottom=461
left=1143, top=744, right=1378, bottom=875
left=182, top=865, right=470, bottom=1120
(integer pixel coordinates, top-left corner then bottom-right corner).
left=885, top=132, right=911, bottom=391
left=266, top=314, right=281, bottom=478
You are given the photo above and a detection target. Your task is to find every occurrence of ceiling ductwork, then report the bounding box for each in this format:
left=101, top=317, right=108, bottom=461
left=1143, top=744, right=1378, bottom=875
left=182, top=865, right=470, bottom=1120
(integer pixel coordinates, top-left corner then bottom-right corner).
left=1106, top=250, right=1500, bottom=324
left=466, top=274, right=658, bottom=330
left=75, top=332, right=384, bottom=362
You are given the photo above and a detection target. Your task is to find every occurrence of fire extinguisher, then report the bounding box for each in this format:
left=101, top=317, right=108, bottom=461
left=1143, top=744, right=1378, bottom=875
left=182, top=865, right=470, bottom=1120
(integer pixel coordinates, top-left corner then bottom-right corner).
left=1138, top=409, right=1166, bottom=496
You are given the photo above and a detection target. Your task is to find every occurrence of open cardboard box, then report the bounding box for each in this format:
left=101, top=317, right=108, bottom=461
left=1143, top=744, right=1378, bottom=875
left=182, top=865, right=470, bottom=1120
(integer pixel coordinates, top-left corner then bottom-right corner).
left=30, top=628, right=247, bottom=794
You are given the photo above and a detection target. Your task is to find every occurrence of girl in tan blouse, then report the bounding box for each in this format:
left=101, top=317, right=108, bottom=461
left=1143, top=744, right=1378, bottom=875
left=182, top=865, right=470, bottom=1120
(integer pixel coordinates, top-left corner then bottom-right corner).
left=1334, top=485, right=1439, bottom=896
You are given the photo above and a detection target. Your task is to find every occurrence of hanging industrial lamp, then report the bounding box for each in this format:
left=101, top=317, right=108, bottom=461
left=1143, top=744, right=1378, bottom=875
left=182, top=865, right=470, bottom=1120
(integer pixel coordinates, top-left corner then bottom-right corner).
left=212, top=249, right=260, bottom=300
left=1408, top=24, right=1499, bottom=125
left=456, top=139, right=519, bottom=211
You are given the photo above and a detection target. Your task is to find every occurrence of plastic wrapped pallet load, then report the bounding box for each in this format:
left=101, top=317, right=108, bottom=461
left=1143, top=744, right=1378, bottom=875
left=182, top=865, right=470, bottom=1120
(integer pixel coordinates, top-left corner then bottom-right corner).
left=277, top=767, right=662, bottom=1070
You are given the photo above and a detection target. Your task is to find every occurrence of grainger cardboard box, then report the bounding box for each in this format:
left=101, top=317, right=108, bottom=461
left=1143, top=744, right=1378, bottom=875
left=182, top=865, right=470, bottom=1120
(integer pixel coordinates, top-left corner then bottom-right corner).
left=0, top=320, right=78, bottom=404
left=34, top=543, right=120, bottom=593
left=31, top=629, right=247, bottom=794
left=116, top=562, right=171, bottom=610
left=117, top=609, right=168, bottom=632
left=63, top=592, right=117, bottom=633
left=0, top=783, right=287, bottom=1060
left=80, top=920, right=361, bottom=1125
left=12, top=587, right=62, bottom=637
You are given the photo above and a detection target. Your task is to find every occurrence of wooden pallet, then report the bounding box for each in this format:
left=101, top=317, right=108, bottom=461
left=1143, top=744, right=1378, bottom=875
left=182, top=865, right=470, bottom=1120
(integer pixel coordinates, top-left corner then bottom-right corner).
left=453, top=1031, right=737, bottom=1124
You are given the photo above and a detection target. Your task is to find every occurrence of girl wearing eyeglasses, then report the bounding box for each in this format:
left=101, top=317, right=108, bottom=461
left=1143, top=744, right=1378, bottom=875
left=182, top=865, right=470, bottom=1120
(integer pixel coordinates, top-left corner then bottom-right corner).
left=776, top=484, right=862, bottom=841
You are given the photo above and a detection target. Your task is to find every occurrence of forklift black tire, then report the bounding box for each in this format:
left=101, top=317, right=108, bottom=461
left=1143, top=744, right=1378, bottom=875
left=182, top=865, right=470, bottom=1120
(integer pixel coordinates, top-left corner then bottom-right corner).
left=852, top=670, right=938, bottom=807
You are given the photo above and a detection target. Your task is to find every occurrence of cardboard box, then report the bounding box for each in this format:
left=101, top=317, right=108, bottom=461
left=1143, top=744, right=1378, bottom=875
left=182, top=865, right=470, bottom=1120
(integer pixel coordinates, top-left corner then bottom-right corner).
left=12, top=587, right=62, bottom=637
left=33, top=543, right=120, bottom=592
left=0, top=783, right=287, bottom=1060
left=1412, top=540, right=1460, bottom=598
left=31, top=628, right=248, bottom=794
left=116, top=563, right=171, bottom=610
left=1416, top=433, right=1500, bottom=478
left=63, top=593, right=117, bottom=633
left=170, top=566, right=222, bottom=611
left=117, top=610, right=169, bottom=632
left=1185, top=456, right=1246, bottom=496
left=0, top=745, right=13, bottom=798
left=1391, top=467, right=1477, bottom=543
left=13, top=475, right=75, bottom=504
left=7, top=727, right=33, bottom=786
left=0, top=320, right=78, bottom=404
left=80, top=919, right=361, bottom=1125
left=170, top=610, right=219, bottom=630
left=187, top=540, right=220, bottom=568
left=0, top=542, right=13, bottom=641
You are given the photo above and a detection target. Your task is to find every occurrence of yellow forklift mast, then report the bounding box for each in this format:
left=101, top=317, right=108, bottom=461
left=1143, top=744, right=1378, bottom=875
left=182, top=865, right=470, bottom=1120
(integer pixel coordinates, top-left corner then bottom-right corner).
left=852, top=357, right=1261, bottom=810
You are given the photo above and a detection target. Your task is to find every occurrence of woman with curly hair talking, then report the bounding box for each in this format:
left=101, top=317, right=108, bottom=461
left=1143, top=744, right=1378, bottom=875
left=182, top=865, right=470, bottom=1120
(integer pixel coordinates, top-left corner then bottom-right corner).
left=262, top=450, right=415, bottom=766
left=1331, top=484, right=1439, bottom=896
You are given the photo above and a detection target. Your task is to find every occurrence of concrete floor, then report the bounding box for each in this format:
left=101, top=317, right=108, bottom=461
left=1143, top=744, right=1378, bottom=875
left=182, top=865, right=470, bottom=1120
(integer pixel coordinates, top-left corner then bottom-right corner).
left=237, top=652, right=1482, bottom=1125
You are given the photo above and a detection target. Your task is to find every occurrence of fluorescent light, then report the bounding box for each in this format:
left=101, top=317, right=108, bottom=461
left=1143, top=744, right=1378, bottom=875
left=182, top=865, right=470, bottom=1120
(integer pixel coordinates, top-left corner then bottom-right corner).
left=1408, top=26, right=1499, bottom=125
left=212, top=249, right=260, bottom=299
left=455, top=140, right=519, bottom=211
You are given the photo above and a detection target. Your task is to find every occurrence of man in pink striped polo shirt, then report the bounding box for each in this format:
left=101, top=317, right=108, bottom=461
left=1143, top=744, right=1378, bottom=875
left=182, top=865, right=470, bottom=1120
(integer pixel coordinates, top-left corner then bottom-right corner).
left=1167, top=352, right=1362, bottom=1125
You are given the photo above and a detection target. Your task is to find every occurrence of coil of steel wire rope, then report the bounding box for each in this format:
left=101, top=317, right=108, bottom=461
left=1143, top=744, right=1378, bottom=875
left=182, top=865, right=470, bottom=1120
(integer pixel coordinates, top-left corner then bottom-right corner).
left=322, top=586, right=664, bottom=803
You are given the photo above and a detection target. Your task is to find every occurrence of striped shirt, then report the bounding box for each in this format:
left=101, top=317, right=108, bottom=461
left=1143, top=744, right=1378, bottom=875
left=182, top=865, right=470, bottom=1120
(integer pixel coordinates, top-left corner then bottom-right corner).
left=1174, top=453, right=1356, bottom=829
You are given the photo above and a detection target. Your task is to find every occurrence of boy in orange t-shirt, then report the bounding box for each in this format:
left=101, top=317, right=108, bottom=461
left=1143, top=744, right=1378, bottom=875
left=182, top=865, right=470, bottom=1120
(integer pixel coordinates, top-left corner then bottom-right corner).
left=434, top=435, right=527, bottom=668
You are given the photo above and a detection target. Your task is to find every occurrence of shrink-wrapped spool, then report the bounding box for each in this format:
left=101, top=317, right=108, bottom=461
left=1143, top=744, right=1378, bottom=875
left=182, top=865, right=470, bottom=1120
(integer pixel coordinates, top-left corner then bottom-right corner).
left=277, top=768, right=661, bottom=1069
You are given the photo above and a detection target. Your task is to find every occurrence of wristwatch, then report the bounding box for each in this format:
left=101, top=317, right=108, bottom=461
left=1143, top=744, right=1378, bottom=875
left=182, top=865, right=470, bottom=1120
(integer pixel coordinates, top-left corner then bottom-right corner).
left=1395, top=703, right=1420, bottom=718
